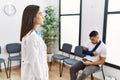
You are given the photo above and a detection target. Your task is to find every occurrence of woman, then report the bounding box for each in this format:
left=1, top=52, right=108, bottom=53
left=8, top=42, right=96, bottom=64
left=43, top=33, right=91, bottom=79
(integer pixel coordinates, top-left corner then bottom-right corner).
left=20, top=5, right=48, bottom=80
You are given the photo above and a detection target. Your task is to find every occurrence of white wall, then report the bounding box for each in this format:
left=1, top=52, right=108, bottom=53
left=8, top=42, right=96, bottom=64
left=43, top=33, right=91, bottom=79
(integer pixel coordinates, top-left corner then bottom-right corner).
left=44, top=0, right=59, bottom=16
left=81, top=0, right=105, bottom=46
left=0, top=0, right=50, bottom=68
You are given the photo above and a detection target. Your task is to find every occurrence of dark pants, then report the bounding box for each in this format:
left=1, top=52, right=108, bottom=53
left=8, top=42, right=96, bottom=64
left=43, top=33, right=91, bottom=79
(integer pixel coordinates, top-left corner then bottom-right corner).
left=70, top=61, right=99, bottom=80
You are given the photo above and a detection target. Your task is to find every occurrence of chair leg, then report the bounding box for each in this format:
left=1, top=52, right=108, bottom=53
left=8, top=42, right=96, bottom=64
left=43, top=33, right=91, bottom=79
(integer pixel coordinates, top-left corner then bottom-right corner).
left=7, top=60, right=9, bottom=70
left=3, top=61, right=8, bottom=78
left=20, top=60, right=21, bottom=68
left=0, top=63, right=2, bottom=72
left=101, top=69, right=105, bottom=80
left=60, top=61, right=64, bottom=77
left=8, top=60, right=11, bottom=78
left=49, top=57, right=53, bottom=71
left=7, top=60, right=10, bottom=78
left=59, top=60, right=61, bottom=77
left=91, top=74, right=94, bottom=80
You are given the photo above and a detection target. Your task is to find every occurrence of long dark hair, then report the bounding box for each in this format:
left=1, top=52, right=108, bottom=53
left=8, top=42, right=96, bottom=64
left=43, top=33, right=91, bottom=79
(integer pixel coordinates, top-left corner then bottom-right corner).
left=20, top=5, right=40, bottom=41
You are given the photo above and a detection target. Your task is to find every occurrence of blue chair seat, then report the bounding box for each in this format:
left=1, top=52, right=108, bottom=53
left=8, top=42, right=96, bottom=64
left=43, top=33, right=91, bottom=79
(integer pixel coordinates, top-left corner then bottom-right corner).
left=0, top=58, right=5, bottom=63
left=52, top=54, right=69, bottom=60
left=8, top=55, right=21, bottom=61
left=64, top=59, right=79, bottom=65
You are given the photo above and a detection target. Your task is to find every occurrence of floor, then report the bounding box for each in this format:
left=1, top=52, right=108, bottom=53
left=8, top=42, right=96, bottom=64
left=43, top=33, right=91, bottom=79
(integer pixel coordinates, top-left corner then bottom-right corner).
left=0, top=62, right=100, bottom=80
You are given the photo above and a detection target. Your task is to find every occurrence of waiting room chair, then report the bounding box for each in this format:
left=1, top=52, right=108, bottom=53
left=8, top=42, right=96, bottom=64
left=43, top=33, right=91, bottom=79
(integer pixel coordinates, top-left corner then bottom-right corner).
left=6, top=43, right=21, bottom=78
left=0, top=46, right=8, bottom=78
left=61, top=46, right=85, bottom=77
left=50, top=43, right=72, bottom=77
left=91, top=64, right=105, bottom=80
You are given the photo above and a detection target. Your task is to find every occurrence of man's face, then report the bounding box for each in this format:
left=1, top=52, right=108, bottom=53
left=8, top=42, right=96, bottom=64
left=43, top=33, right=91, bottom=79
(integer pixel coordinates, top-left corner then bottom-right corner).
left=90, top=35, right=99, bottom=44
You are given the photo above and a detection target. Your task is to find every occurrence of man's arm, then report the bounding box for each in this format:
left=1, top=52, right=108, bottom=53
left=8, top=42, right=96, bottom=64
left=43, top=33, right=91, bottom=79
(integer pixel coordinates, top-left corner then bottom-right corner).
left=83, top=56, right=106, bottom=66
left=83, top=46, right=98, bottom=56
left=83, top=46, right=89, bottom=50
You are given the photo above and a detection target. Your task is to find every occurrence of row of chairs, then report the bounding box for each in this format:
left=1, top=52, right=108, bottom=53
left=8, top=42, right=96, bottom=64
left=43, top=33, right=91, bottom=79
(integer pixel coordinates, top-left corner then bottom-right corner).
left=0, top=43, right=21, bottom=78
left=50, top=43, right=105, bottom=80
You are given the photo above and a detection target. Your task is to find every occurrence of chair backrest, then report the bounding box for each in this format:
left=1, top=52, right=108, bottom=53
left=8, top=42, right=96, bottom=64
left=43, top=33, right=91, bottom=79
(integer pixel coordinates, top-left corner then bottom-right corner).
left=6, top=43, right=21, bottom=54
left=62, top=43, right=72, bottom=53
left=74, top=46, right=86, bottom=58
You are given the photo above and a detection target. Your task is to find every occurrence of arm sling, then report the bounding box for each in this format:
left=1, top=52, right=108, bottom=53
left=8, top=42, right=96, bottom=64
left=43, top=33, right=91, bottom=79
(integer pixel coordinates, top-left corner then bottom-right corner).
left=82, top=41, right=101, bottom=56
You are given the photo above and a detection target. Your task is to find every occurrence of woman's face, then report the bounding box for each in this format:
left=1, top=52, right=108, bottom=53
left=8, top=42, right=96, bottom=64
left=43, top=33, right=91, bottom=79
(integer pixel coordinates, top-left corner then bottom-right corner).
left=34, top=10, right=44, bottom=26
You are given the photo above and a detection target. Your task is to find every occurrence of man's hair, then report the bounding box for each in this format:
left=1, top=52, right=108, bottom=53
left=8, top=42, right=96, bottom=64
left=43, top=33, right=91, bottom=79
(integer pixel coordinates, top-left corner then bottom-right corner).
left=89, top=31, right=98, bottom=37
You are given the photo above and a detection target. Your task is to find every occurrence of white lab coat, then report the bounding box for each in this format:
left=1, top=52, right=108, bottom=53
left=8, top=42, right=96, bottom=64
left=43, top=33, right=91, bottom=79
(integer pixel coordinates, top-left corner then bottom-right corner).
left=21, top=30, right=49, bottom=80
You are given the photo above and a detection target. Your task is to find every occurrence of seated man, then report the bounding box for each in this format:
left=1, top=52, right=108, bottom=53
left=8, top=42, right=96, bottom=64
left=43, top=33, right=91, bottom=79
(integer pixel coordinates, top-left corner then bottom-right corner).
left=70, top=31, right=107, bottom=80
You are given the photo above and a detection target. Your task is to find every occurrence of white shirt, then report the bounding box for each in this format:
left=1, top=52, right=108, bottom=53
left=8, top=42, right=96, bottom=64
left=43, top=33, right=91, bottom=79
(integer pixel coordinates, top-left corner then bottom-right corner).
left=84, top=41, right=107, bottom=62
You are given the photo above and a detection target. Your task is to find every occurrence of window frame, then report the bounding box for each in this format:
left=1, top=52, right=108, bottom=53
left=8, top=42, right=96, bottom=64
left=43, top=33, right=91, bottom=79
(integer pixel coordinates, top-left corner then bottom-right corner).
left=103, top=0, right=120, bottom=70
